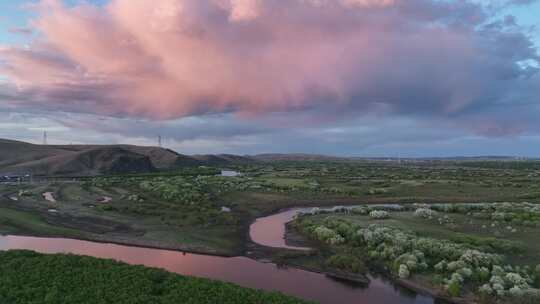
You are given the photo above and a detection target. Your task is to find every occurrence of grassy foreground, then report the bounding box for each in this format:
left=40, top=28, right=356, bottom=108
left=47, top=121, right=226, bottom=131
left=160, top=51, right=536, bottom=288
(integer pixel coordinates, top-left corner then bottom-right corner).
left=0, top=250, right=310, bottom=304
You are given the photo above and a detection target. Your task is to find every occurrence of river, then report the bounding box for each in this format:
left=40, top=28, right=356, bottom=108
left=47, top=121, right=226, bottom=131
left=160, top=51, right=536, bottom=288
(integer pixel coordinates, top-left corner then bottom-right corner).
left=0, top=208, right=437, bottom=304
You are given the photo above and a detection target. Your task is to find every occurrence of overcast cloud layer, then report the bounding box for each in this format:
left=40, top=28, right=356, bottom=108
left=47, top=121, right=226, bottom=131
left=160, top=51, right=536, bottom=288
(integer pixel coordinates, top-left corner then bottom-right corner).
left=0, top=0, right=539, bottom=156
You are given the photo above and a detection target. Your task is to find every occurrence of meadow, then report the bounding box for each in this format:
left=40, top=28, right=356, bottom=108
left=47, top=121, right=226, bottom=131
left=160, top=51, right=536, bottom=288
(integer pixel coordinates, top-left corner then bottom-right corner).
left=1, top=160, right=539, bottom=257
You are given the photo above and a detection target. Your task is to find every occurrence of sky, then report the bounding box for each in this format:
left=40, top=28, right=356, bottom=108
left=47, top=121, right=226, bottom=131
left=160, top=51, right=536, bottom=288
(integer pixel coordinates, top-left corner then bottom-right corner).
left=0, top=0, right=539, bottom=157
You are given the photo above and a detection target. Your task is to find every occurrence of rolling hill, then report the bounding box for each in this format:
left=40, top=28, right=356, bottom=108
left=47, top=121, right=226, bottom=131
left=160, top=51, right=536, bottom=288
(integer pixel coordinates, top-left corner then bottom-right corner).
left=0, top=139, right=252, bottom=176
left=2, top=138, right=526, bottom=176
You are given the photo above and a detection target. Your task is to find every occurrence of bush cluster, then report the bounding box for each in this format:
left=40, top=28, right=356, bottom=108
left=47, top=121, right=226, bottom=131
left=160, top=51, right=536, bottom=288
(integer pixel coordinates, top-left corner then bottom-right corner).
left=296, top=215, right=540, bottom=301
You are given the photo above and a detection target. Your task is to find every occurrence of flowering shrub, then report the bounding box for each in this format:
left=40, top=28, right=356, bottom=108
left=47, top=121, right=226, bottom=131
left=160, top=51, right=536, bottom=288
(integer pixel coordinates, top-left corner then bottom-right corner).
left=313, top=226, right=345, bottom=245
left=369, top=210, right=389, bottom=219
left=414, top=208, right=437, bottom=219
left=398, top=264, right=410, bottom=279
left=435, top=260, right=447, bottom=272
left=431, top=202, right=540, bottom=228
left=479, top=283, right=493, bottom=295
left=505, top=272, right=529, bottom=289
left=295, top=203, right=540, bottom=302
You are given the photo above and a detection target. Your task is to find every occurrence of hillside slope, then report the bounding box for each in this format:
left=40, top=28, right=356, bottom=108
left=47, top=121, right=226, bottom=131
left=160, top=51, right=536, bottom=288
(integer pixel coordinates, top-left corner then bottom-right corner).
left=0, top=140, right=159, bottom=176
left=0, top=140, right=153, bottom=176
left=0, top=139, right=258, bottom=176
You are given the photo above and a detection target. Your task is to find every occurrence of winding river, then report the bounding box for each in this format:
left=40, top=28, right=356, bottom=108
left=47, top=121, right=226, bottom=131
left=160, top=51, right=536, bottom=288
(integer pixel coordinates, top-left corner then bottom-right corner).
left=0, top=208, right=437, bottom=304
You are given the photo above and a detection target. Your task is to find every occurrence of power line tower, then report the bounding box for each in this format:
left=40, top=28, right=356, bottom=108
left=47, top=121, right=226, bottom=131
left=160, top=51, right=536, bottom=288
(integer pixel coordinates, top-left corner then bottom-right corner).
left=158, top=135, right=162, bottom=148
left=43, top=131, right=48, bottom=145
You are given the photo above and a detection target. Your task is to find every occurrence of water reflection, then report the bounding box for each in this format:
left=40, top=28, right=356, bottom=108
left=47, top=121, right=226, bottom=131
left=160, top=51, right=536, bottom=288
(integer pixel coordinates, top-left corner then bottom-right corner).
left=0, top=235, right=435, bottom=304
left=249, top=209, right=311, bottom=250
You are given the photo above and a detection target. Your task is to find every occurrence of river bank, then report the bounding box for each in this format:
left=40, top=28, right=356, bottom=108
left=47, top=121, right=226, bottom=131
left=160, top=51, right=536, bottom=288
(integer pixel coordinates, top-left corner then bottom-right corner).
left=279, top=220, right=470, bottom=304
left=0, top=234, right=435, bottom=304
left=286, top=205, right=540, bottom=304
left=0, top=250, right=312, bottom=304
left=0, top=194, right=467, bottom=303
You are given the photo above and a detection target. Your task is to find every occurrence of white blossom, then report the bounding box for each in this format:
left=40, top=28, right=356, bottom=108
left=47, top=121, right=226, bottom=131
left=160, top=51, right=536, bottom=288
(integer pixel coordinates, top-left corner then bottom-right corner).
left=399, top=264, right=410, bottom=279
left=369, top=210, right=389, bottom=219
left=414, top=208, right=438, bottom=219
left=509, top=286, right=524, bottom=297
left=478, top=284, right=493, bottom=295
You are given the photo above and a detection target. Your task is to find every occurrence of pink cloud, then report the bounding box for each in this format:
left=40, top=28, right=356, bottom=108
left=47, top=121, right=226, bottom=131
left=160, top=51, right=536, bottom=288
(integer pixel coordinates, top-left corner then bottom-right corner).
left=0, top=0, right=538, bottom=124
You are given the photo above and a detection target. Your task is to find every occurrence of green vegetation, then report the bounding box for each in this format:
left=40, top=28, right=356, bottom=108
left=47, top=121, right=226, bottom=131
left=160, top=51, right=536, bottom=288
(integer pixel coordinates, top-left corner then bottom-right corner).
left=460, top=160, right=540, bottom=170
left=1, top=159, right=540, bottom=264
left=3, top=141, right=540, bottom=303
left=291, top=203, right=540, bottom=303
left=0, top=250, right=310, bottom=304
left=0, top=207, right=82, bottom=237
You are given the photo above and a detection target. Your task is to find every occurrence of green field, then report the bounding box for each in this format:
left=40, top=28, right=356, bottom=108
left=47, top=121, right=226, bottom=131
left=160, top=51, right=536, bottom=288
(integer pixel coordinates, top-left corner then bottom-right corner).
left=1, top=160, right=540, bottom=257
left=0, top=250, right=310, bottom=304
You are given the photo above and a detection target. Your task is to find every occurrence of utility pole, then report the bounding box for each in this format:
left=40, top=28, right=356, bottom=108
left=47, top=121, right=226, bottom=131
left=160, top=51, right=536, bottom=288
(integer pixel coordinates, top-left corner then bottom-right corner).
left=43, top=131, right=48, bottom=145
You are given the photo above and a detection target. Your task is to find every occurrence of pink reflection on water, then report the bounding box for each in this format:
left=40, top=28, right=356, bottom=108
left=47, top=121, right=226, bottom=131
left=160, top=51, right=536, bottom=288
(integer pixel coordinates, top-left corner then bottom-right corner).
left=0, top=235, right=434, bottom=304
left=249, top=209, right=310, bottom=250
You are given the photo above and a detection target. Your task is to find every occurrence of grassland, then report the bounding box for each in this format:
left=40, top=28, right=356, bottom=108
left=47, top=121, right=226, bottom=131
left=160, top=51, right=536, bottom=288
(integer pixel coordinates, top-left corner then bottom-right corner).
left=1, top=160, right=540, bottom=258
left=1, top=159, right=540, bottom=303
left=0, top=250, right=310, bottom=304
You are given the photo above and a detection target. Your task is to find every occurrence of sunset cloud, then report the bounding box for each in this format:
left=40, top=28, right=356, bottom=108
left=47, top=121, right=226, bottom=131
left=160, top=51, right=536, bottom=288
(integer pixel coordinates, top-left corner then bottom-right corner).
left=0, top=0, right=538, bottom=137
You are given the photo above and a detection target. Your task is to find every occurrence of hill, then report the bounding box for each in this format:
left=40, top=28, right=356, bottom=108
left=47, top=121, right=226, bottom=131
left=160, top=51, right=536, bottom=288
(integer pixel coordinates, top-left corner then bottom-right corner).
left=0, top=139, right=252, bottom=176
left=3, top=139, right=529, bottom=176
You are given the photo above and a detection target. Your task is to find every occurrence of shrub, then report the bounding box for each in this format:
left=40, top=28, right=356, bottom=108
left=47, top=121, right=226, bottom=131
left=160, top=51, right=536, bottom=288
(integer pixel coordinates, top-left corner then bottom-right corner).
left=505, top=273, right=529, bottom=289
left=508, top=286, right=524, bottom=297
left=447, top=280, right=461, bottom=297
left=458, top=267, right=473, bottom=278
left=434, top=260, right=447, bottom=272
left=414, top=208, right=437, bottom=219
left=475, top=267, right=491, bottom=283
left=399, top=264, right=410, bottom=279
left=478, top=284, right=493, bottom=296
left=325, top=254, right=365, bottom=273
left=369, top=210, right=389, bottom=219
left=313, top=226, right=345, bottom=245
left=490, top=275, right=505, bottom=286
left=492, top=282, right=505, bottom=296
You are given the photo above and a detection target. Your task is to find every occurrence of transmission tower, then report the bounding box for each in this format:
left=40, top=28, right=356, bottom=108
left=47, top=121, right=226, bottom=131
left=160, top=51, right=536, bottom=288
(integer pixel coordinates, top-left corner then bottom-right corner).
left=158, top=135, right=162, bottom=148
left=43, top=131, right=48, bottom=145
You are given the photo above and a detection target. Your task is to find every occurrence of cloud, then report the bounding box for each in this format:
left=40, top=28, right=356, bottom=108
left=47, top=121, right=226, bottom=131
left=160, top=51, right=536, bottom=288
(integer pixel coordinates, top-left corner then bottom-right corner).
left=228, top=0, right=261, bottom=21
left=3, top=103, right=540, bottom=157
left=0, top=0, right=539, bottom=137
